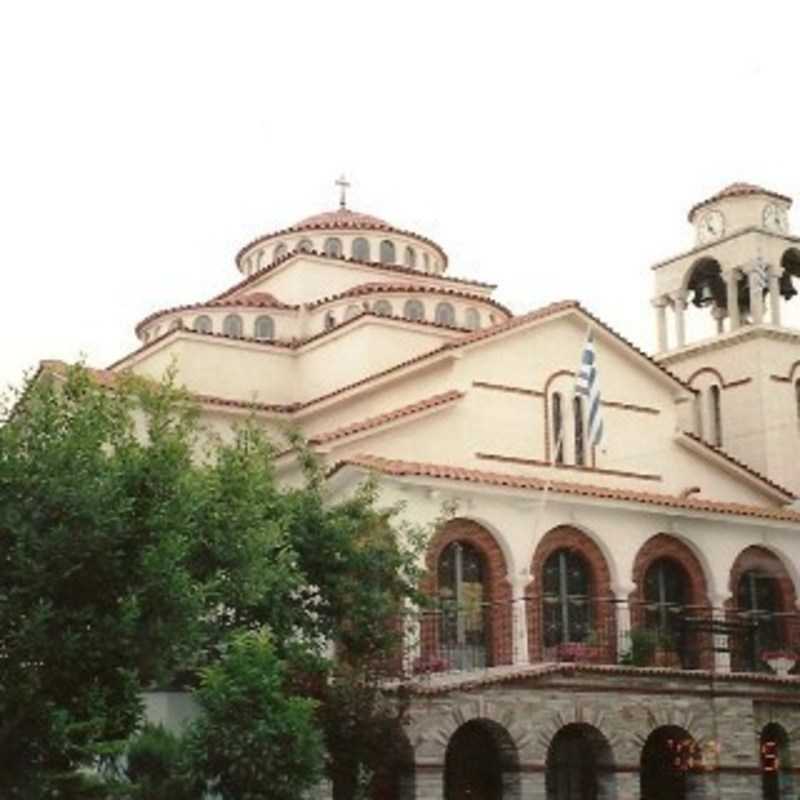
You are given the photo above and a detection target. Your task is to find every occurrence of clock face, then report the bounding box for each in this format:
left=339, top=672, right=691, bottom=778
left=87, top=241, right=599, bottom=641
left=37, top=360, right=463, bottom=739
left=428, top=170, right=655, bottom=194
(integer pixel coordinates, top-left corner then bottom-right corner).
left=697, top=210, right=725, bottom=244
left=763, top=203, right=789, bottom=233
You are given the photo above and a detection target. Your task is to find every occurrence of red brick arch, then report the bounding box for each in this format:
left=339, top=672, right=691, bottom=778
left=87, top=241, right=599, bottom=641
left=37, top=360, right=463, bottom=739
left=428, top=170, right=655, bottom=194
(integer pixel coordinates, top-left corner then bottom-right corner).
left=630, top=534, right=710, bottom=608
left=630, top=534, right=713, bottom=669
left=421, top=518, right=513, bottom=666
left=726, top=546, right=799, bottom=668
left=526, top=525, right=615, bottom=663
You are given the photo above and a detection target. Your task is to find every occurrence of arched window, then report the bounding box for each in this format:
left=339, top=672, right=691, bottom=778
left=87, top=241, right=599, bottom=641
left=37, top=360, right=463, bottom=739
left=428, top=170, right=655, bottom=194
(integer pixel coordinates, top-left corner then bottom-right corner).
left=373, top=300, right=393, bottom=316
left=380, top=240, right=396, bottom=264
left=761, top=723, right=793, bottom=800
left=643, top=559, right=688, bottom=667
left=324, top=312, right=336, bottom=331
left=142, top=330, right=150, bottom=343
left=169, top=318, right=182, bottom=331
left=297, top=238, right=313, bottom=253
left=464, top=308, right=480, bottom=331
left=795, top=379, right=800, bottom=427
left=404, top=246, right=416, bottom=268
left=244, top=256, right=252, bottom=274
left=273, top=243, right=288, bottom=260
left=403, top=299, right=425, bottom=321
left=324, top=237, right=342, bottom=257
left=256, top=248, right=264, bottom=268
left=223, top=314, right=243, bottom=337
left=423, top=252, right=430, bottom=272
left=352, top=237, right=370, bottom=261
left=552, top=392, right=564, bottom=464
left=438, top=542, right=487, bottom=669
left=344, top=304, right=362, bottom=321
left=542, top=549, right=592, bottom=647
left=737, top=569, right=782, bottom=669
left=693, top=391, right=704, bottom=440
left=193, top=315, right=212, bottom=334
left=435, top=302, right=456, bottom=326
left=254, top=315, right=275, bottom=340
left=573, top=396, right=585, bottom=467
left=709, top=384, right=722, bottom=446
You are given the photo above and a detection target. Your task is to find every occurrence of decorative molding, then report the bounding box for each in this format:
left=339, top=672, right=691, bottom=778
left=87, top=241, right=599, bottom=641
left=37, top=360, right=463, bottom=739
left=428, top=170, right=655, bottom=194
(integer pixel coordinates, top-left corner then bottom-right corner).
left=601, top=400, right=660, bottom=415
left=472, top=380, right=545, bottom=398
left=475, top=453, right=662, bottom=482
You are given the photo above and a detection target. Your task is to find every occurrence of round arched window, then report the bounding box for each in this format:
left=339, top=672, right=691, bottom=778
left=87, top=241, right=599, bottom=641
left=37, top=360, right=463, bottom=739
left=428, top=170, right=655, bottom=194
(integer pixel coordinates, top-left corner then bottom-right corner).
left=438, top=542, right=487, bottom=669
left=644, top=559, right=688, bottom=633
left=435, top=302, right=456, bottom=326
left=738, top=568, right=782, bottom=668
left=254, top=315, right=275, bottom=340
left=464, top=308, right=480, bottom=330
left=297, top=238, right=313, bottom=253
left=169, top=318, right=182, bottom=331
left=373, top=300, right=393, bottom=316
left=403, top=299, right=425, bottom=321
left=404, top=246, right=416, bottom=268
left=352, top=237, right=370, bottom=261
left=542, top=549, right=592, bottom=647
left=273, top=243, right=288, bottom=260
left=380, top=240, right=396, bottom=264
left=193, top=315, right=212, bottom=334
left=324, top=237, right=342, bottom=257
left=344, top=304, right=362, bottom=321
left=222, top=314, right=243, bottom=337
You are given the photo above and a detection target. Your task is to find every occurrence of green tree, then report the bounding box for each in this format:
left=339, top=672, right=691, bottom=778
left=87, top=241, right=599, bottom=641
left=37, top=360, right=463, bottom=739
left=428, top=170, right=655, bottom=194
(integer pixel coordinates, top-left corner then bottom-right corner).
left=184, top=629, right=323, bottom=800
left=0, top=365, right=427, bottom=798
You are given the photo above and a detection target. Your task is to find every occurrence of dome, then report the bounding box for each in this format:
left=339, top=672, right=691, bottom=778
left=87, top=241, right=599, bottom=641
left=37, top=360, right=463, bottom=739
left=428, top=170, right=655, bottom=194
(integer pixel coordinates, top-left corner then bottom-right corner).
left=688, top=182, right=792, bottom=221
left=292, top=208, right=391, bottom=230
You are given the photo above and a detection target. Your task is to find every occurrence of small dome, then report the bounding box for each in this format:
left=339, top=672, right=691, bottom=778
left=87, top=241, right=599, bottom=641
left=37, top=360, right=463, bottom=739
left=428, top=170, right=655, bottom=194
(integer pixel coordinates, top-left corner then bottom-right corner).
left=292, top=208, right=391, bottom=229
left=688, top=182, right=792, bottom=221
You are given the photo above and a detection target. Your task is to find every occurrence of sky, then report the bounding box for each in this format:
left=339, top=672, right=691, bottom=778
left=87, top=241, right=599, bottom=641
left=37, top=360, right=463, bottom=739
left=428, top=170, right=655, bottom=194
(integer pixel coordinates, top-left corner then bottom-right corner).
left=2, top=1, right=800, bottom=393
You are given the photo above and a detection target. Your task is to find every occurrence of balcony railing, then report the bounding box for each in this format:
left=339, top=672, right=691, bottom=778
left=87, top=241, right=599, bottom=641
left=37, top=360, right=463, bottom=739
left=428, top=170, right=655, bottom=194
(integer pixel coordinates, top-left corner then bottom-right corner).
left=399, top=597, right=800, bottom=679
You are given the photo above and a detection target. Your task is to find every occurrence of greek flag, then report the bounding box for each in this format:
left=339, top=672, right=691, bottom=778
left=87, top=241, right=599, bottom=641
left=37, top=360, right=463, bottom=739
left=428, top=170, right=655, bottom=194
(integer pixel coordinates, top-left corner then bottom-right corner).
left=576, top=329, right=604, bottom=450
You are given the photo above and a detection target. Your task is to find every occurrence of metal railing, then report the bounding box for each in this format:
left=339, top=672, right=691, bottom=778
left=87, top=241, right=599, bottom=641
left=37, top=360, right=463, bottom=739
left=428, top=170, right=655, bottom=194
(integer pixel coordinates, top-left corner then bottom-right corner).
left=397, top=597, right=800, bottom=679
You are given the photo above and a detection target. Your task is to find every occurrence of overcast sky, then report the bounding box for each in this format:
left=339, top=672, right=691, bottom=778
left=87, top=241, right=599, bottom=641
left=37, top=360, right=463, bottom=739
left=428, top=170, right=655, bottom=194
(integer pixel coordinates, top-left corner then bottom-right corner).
left=2, top=2, right=800, bottom=392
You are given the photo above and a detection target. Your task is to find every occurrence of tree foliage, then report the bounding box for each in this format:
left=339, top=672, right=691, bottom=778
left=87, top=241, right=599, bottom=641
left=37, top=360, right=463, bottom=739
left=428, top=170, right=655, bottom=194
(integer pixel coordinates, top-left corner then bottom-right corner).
left=0, top=365, right=428, bottom=798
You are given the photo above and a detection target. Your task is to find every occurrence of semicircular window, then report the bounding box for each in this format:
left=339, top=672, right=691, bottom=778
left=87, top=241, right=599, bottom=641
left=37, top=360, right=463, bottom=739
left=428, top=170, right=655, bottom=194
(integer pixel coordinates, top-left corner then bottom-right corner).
left=254, top=315, right=275, bottom=340
left=373, top=299, right=393, bottom=316
left=403, top=299, right=425, bottom=321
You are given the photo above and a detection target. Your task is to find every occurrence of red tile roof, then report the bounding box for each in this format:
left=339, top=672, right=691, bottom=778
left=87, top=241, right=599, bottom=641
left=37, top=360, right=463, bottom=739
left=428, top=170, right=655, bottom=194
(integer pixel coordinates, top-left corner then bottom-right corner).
left=235, top=211, right=448, bottom=268
left=680, top=431, right=795, bottom=500
left=688, top=182, right=792, bottom=221
left=305, top=282, right=513, bottom=317
left=134, top=292, right=299, bottom=336
left=215, top=250, right=496, bottom=306
left=330, top=455, right=800, bottom=522
left=308, top=390, right=463, bottom=445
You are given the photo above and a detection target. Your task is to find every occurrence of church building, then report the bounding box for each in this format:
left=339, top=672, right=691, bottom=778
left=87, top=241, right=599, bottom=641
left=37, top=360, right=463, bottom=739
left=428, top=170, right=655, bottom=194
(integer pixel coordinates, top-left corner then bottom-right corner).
left=46, top=180, right=800, bottom=799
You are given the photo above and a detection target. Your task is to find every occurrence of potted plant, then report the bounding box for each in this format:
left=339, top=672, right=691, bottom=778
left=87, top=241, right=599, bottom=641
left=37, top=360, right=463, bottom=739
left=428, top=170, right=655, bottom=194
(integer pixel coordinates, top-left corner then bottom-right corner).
left=652, top=631, right=681, bottom=668
left=761, top=650, right=797, bottom=676
left=556, top=632, right=605, bottom=663
left=624, top=626, right=658, bottom=666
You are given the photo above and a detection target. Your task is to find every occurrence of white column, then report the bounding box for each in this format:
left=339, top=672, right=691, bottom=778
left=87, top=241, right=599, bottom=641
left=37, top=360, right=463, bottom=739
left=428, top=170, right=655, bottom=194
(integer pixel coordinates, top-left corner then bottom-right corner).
left=768, top=265, right=782, bottom=326
left=748, top=266, right=765, bottom=324
left=671, top=291, right=687, bottom=348
left=652, top=297, right=669, bottom=352
left=726, top=270, right=741, bottom=331
left=613, top=583, right=635, bottom=662
left=511, top=576, right=530, bottom=665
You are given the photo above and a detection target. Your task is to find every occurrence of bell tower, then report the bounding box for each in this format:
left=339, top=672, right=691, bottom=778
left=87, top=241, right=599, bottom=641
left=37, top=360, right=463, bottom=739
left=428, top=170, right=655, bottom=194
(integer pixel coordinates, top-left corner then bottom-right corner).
left=651, top=183, right=800, bottom=496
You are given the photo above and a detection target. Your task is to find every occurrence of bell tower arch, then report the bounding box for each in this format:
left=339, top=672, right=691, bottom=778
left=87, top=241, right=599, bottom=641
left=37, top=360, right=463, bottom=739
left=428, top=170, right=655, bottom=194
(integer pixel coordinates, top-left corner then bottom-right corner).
left=650, top=183, right=800, bottom=496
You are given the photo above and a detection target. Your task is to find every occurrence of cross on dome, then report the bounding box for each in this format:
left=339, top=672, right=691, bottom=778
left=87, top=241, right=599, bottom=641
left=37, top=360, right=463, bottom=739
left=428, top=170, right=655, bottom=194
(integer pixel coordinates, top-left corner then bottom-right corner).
left=335, top=174, right=351, bottom=209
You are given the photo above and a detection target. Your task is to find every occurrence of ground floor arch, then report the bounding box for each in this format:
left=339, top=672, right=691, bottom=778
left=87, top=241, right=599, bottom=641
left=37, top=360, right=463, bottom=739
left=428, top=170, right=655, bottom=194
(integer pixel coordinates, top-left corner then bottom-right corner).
left=640, top=725, right=706, bottom=800
left=444, top=718, right=520, bottom=800
left=546, top=722, right=616, bottom=799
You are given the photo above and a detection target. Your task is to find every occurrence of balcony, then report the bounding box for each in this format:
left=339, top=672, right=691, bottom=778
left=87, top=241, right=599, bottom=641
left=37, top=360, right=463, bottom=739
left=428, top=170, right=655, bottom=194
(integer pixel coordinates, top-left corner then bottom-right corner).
left=401, top=598, right=800, bottom=680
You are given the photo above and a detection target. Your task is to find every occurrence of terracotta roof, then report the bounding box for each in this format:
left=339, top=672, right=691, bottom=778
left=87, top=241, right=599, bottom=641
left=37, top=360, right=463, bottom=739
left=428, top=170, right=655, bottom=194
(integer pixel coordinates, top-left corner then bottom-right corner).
left=38, top=359, right=118, bottom=387
left=308, top=390, right=463, bottom=445
left=134, top=292, right=299, bottom=336
left=305, top=282, right=513, bottom=317
left=391, top=661, right=800, bottom=696
left=688, top=182, right=792, bottom=221
left=680, top=431, right=795, bottom=500
left=293, top=208, right=389, bottom=228
left=215, top=250, right=496, bottom=307
left=330, top=455, right=800, bottom=523
left=235, top=212, right=448, bottom=268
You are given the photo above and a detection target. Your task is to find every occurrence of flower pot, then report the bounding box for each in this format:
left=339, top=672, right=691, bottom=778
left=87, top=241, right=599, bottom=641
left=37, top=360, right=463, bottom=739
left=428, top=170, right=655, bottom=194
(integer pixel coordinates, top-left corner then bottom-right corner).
left=762, top=652, right=797, bottom=676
